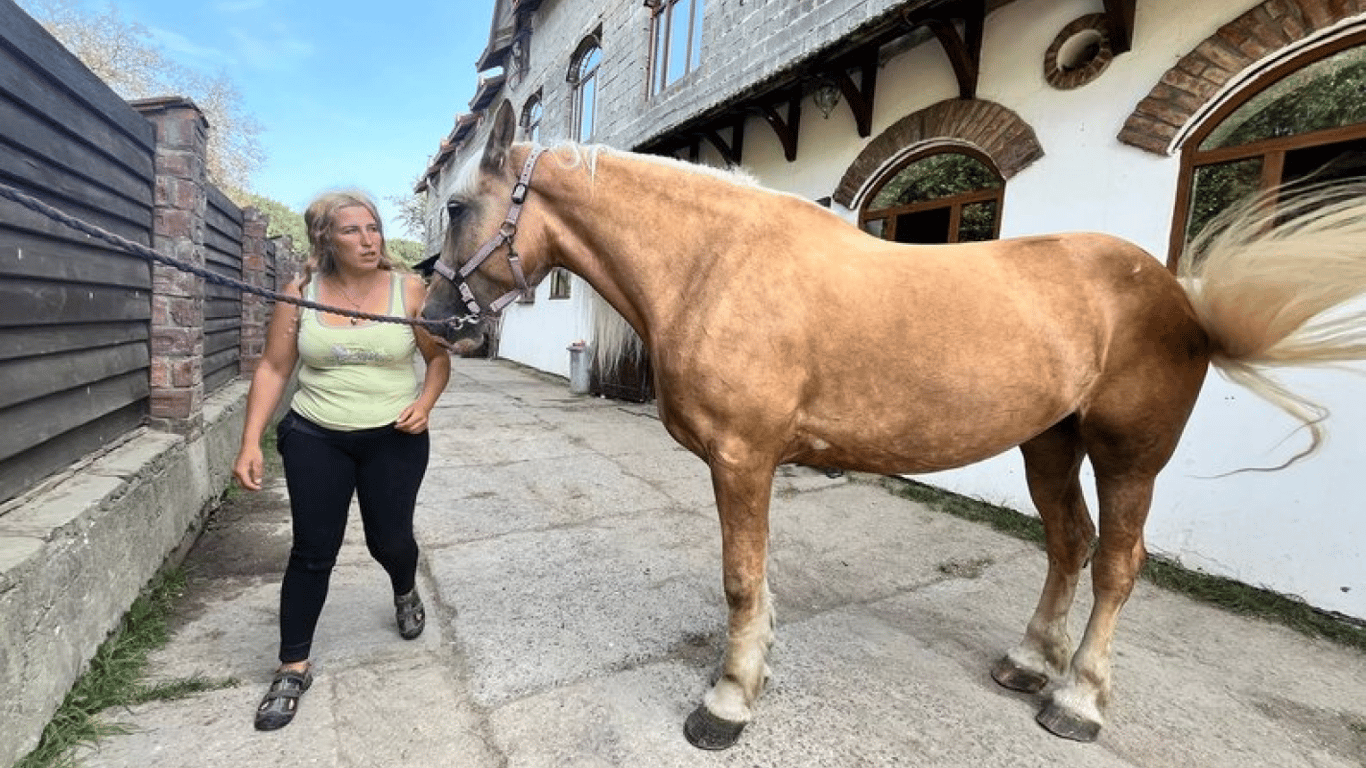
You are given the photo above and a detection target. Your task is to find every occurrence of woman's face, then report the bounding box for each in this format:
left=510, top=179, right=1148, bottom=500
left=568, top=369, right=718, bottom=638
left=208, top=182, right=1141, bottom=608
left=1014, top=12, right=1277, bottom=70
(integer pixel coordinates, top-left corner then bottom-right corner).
left=330, top=204, right=383, bottom=272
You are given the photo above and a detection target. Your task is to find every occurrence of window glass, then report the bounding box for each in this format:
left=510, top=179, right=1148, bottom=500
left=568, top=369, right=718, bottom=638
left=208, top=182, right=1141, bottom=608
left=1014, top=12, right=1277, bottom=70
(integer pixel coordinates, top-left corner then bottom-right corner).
left=1174, top=38, right=1366, bottom=259
left=869, top=153, right=1001, bottom=209
left=522, top=93, right=542, bottom=143
left=651, top=0, right=704, bottom=95
left=959, top=201, right=999, bottom=243
left=1200, top=45, right=1366, bottom=151
left=861, top=151, right=1003, bottom=244
left=1185, top=157, right=1262, bottom=244
left=575, top=45, right=600, bottom=141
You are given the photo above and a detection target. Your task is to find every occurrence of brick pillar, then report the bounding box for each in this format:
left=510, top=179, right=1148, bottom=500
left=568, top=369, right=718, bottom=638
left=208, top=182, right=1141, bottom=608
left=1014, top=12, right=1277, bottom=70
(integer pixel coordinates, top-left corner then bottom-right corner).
left=134, top=97, right=209, bottom=435
left=240, top=207, right=268, bottom=376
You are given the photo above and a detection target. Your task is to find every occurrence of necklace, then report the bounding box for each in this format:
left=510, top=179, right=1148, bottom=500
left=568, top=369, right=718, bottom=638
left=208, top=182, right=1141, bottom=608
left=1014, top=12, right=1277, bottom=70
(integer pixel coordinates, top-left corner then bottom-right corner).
left=332, top=276, right=381, bottom=325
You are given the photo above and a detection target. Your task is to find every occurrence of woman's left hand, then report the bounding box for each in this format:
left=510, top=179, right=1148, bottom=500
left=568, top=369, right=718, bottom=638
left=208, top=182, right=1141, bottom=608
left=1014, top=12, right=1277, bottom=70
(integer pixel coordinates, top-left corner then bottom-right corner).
left=395, top=403, right=431, bottom=434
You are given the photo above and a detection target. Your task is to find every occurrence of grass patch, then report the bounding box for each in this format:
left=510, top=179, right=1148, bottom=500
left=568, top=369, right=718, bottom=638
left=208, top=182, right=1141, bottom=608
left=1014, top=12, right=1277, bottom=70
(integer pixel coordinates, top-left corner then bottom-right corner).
left=16, top=569, right=238, bottom=768
left=872, top=474, right=1366, bottom=653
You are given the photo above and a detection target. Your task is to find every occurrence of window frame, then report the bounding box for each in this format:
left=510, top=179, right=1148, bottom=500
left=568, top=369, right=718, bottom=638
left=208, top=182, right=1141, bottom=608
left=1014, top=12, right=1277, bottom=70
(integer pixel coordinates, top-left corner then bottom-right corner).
left=858, top=146, right=1005, bottom=244
left=548, top=267, right=572, bottom=300
left=568, top=33, right=602, bottom=142
left=1169, top=31, right=1366, bottom=266
left=649, top=0, right=704, bottom=97
left=521, top=91, right=543, bottom=143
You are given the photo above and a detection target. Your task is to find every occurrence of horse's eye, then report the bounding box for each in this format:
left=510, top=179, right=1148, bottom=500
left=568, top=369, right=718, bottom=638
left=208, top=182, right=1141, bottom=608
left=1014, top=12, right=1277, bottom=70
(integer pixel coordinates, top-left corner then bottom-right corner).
left=446, top=201, right=467, bottom=221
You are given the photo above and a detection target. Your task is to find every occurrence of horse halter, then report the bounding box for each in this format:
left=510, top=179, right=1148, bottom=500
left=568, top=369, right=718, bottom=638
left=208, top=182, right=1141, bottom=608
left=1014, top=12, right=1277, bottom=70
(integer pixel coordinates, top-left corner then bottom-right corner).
left=431, top=147, right=547, bottom=319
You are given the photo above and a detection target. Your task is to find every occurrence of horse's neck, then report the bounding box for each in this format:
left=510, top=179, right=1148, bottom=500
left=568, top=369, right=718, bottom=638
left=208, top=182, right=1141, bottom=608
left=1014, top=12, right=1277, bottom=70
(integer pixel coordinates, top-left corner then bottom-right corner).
left=539, top=149, right=735, bottom=343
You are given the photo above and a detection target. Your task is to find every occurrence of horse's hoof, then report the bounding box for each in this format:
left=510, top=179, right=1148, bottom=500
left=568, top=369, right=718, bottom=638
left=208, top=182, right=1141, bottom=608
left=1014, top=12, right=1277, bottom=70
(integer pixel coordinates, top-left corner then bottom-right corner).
left=683, top=706, right=747, bottom=750
left=991, top=656, right=1049, bottom=693
left=1036, top=700, right=1101, bottom=742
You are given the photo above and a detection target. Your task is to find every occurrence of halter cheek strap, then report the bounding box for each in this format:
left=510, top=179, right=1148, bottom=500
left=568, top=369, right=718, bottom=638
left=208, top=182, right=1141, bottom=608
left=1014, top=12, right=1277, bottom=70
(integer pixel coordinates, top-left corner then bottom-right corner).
left=432, top=147, right=547, bottom=316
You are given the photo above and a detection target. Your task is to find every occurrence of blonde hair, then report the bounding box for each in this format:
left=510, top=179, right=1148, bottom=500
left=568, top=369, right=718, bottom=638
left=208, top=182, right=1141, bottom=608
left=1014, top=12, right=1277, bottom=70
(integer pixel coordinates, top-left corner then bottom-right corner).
left=299, top=189, right=395, bottom=289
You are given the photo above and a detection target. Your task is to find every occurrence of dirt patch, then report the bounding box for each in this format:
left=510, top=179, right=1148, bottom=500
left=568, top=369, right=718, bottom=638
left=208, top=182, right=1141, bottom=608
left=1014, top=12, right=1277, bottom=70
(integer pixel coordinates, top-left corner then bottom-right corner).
left=171, top=484, right=292, bottom=624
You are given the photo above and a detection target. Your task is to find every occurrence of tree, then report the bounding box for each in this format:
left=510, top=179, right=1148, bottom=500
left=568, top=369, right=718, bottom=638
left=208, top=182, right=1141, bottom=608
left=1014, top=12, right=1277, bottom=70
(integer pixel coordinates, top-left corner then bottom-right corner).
left=386, top=177, right=429, bottom=241
left=20, top=0, right=264, bottom=196
left=237, top=192, right=306, bottom=251
left=386, top=238, right=425, bottom=269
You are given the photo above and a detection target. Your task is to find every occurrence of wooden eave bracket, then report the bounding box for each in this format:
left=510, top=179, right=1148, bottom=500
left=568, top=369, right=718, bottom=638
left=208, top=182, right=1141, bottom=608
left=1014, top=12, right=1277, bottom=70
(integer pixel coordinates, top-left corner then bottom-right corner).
left=1103, top=0, right=1135, bottom=54
left=833, top=56, right=878, bottom=138
left=924, top=3, right=984, bottom=100
left=703, top=116, right=747, bottom=166
left=759, top=95, right=803, bottom=162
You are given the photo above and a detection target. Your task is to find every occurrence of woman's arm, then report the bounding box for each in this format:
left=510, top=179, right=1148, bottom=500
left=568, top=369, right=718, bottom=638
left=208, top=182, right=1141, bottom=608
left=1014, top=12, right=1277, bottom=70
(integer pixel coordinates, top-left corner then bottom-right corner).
left=395, top=274, right=451, bottom=434
left=232, top=280, right=303, bottom=489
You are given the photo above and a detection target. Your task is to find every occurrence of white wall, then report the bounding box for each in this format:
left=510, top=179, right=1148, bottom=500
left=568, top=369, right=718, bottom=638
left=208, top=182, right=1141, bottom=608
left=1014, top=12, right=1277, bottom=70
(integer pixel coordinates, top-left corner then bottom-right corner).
left=493, top=0, right=1366, bottom=620
left=496, top=274, right=595, bottom=379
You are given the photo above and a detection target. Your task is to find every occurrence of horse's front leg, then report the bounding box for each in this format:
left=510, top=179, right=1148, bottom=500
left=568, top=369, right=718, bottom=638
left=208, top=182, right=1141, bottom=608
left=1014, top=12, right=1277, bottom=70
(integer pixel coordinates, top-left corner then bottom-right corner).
left=683, top=456, right=777, bottom=750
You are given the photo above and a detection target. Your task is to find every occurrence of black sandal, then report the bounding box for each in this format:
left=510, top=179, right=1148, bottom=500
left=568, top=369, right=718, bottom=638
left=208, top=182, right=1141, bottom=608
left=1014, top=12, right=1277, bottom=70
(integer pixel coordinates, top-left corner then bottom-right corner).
left=254, top=666, right=312, bottom=731
left=395, top=589, right=425, bottom=640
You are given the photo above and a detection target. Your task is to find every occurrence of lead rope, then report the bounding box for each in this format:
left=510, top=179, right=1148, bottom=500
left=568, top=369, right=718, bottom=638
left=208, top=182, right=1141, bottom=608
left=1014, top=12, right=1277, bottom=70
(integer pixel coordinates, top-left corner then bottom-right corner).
left=0, top=180, right=477, bottom=333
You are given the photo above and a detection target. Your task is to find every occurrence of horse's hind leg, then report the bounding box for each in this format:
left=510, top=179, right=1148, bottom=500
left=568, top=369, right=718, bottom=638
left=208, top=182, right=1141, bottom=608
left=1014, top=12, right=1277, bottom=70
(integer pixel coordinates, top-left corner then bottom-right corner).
left=683, top=453, right=777, bottom=750
left=994, top=418, right=1095, bottom=695
left=1035, top=461, right=1157, bottom=742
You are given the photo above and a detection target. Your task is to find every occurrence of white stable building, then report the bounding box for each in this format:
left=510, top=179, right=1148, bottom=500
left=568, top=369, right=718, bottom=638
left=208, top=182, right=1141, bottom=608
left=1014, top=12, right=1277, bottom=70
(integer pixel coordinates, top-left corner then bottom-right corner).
left=417, top=0, right=1366, bottom=621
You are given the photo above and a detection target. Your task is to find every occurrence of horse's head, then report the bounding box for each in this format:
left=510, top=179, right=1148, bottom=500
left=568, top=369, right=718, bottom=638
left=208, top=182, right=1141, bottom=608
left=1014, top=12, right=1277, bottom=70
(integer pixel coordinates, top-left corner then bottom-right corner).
left=421, top=101, right=547, bottom=350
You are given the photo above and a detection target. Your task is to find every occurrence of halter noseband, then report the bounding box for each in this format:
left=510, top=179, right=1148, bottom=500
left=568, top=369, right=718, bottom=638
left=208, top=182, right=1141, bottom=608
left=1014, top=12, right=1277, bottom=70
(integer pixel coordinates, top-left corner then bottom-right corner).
left=431, top=147, right=547, bottom=318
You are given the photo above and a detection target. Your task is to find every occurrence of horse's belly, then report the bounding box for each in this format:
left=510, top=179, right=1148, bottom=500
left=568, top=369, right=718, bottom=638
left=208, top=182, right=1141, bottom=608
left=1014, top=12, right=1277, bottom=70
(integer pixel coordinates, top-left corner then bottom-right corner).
left=793, top=381, right=1077, bottom=474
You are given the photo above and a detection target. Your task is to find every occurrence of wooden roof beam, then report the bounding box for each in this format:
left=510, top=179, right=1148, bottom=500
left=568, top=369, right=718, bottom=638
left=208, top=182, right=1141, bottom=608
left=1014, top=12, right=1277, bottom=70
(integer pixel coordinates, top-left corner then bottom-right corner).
left=1103, top=0, right=1135, bottom=54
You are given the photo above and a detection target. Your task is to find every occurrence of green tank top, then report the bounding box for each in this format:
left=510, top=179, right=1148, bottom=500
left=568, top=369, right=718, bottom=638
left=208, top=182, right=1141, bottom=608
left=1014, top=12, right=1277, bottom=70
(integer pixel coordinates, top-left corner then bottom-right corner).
left=290, top=273, right=419, bottom=430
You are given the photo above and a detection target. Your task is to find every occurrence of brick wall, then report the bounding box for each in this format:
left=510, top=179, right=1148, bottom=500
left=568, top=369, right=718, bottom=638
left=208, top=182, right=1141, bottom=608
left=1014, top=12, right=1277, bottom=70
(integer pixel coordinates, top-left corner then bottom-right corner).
left=1120, top=0, right=1366, bottom=154
left=833, top=98, right=1044, bottom=208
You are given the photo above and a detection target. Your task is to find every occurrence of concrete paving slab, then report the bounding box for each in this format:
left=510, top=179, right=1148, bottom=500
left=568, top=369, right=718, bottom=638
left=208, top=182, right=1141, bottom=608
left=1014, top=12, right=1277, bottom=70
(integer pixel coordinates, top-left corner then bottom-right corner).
left=57, top=359, right=1366, bottom=768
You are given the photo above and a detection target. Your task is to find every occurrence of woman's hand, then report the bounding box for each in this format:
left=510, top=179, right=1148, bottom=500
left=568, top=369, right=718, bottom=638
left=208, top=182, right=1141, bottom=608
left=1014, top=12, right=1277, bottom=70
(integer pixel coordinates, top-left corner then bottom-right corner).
left=233, top=444, right=266, bottom=491
left=395, top=402, right=431, bottom=434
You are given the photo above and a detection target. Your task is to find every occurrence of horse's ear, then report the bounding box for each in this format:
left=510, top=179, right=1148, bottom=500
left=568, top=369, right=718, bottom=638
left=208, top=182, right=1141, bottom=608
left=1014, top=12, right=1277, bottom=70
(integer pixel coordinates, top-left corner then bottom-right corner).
left=482, top=100, right=517, bottom=174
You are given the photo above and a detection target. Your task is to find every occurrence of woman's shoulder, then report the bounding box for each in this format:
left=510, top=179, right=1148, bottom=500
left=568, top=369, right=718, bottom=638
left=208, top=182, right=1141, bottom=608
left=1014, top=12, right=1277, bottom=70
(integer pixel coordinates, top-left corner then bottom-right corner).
left=397, top=271, right=427, bottom=313
left=281, top=274, right=308, bottom=298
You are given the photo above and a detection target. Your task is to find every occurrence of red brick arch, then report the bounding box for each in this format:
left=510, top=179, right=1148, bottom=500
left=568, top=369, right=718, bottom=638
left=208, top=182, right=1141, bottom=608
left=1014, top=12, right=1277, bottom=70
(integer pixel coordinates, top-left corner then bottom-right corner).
left=833, top=98, right=1043, bottom=209
left=1119, top=0, right=1366, bottom=155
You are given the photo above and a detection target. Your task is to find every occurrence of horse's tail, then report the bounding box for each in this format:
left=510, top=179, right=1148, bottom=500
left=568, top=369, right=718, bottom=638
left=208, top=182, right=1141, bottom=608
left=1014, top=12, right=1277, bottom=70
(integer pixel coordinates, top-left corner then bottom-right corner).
left=1178, top=181, right=1366, bottom=467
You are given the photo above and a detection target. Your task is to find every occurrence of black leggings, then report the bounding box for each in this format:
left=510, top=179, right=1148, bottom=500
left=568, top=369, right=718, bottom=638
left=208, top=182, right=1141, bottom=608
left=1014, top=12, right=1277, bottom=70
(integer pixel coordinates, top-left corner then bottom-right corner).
left=274, top=410, right=429, bottom=664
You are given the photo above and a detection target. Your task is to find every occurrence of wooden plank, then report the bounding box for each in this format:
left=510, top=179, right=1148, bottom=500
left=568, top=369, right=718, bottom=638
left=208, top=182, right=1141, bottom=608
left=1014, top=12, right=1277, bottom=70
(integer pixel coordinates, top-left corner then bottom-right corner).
left=0, top=2, right=156, bottom=153
left=0, top=135, right=153, bottom=234
left=0, top=342, right=147, bottom=410
left=0, top=402, right=144, bottom=505
left=0, top=183, right=152, bottom=261
left=0, top=322, right=147, bottom=361
left=0, top=369, right=148, bottom=462
left=0, top=97, right=155, bottom=212
left=0, top=240, right=151, bottom=290
left=204, top=326, right=240, bottom=356
left=0, top=278, right=151, bottom=326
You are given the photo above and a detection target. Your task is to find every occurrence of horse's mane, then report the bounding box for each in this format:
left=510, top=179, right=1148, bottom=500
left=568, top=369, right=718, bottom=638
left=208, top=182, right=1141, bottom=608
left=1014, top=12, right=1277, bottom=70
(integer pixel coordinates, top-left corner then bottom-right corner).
left=449, top=139, right=769, bottom=377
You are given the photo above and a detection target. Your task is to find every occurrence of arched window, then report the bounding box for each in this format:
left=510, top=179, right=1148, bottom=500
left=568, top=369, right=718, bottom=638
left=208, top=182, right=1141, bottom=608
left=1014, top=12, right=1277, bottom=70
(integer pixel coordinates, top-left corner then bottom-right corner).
left=569, top=35, right=601, bottom=142
left=1172, top=33, right=1366, bottom=259
left=521, top=92, right=542, bottom=144
left=859, top=148, right=1004, bottom=244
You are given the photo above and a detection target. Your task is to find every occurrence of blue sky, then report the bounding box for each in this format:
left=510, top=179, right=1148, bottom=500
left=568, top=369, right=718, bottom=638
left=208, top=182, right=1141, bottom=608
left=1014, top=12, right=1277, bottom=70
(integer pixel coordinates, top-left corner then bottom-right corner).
left=58, top=0, right=496, bottom=240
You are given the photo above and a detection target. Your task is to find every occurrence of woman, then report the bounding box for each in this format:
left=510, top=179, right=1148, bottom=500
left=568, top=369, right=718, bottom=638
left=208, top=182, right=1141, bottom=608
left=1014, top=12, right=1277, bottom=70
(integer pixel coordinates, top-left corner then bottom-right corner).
left=232, top=190, right=451, bottom=731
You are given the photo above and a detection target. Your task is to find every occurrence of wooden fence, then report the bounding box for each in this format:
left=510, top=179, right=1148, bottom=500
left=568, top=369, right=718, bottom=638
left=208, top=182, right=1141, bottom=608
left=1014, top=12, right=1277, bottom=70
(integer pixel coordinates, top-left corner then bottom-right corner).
left=0, top=0, right=281, bottom=506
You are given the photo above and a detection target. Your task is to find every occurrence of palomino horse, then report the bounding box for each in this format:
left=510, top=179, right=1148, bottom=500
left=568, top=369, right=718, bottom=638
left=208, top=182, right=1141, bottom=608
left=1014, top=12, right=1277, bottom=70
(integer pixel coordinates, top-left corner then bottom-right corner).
left=423, top=102, right=1366, bottom=749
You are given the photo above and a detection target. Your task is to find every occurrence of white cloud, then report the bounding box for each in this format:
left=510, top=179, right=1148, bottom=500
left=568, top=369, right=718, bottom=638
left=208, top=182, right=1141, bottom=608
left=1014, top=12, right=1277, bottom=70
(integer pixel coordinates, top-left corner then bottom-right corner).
left=227, top=23, right=314, bottom=71
left=146, top=25, right=231, bottom=68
